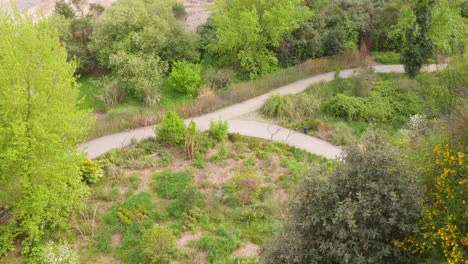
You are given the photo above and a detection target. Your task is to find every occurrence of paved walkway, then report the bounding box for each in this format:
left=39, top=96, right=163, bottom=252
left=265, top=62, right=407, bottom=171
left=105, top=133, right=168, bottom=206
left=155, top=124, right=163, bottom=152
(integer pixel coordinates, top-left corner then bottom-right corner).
left=79, top=64, right=446, bottom=159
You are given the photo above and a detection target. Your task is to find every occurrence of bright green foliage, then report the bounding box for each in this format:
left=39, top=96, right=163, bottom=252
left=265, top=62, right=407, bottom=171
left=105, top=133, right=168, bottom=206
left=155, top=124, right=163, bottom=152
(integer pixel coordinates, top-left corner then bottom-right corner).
left=208, top=120, right=229, bottom=141
left=90, top=0, right=199, bottom=104
left=261, top=95, right=293, bottom=119
left=209, top=0, right=312, bottom=76
left=152, top=171, right=193, bottom=199
left=0, top=12, right=91, bottom=255
left=372, top=51, right=401, bottom=64
left=79, top=158, right=104, bottom=185
left=141, top=226, right=178, bottom=264
left=197, top=227, right=241, bottom=263
left=168, top=61, right=203, bottom=97
left=155, top=111, right=186, bottom=146
left=321, top=81, right=422, bottom=126
left=263, top=131, right=422, bottom=263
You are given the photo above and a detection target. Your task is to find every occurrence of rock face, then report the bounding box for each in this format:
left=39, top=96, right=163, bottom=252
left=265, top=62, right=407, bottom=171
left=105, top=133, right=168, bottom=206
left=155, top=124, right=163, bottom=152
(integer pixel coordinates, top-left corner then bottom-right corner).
left=1, top=0, right=212, bottom=30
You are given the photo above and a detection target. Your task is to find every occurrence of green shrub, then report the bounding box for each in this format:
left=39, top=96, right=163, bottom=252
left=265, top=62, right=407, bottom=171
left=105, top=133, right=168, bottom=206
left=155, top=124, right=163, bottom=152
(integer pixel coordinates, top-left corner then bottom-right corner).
left=172, top=2, right=187, bottom=19
left=224, top=172, right=262, bottom=206
left=204, top=67, right=236, bottom=89
left=79, top=158, right=104, bottom=185
left=228, top=133, right=242, bottom=143
left=261, top=95, right=292, bottom=119
left=128, top=173, right=142, bottom=190
left=321, top=94, right=369, bottom=121
left=168, top=61, right=202, bottom=97
left=96, top=192, right=162, bottom=262
left=152, top=171, right=193, bottom=199
left=141, top=226, right=178, bottom=264
left=232, top=206, right=271, bottom=225
left=208, top=120, right=229, bottom=141
left=372, top=51, right=401, bottom=64
left=290, top=93, right=320, bottom=120
left=197, top=230, right=241, bottom=264
left=156, top=110, right=186, bottom=146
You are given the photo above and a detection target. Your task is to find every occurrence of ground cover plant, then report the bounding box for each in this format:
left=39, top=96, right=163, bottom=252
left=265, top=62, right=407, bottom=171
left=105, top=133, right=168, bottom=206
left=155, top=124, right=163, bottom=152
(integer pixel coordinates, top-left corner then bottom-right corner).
left=65, top=131, right=331, bottom=263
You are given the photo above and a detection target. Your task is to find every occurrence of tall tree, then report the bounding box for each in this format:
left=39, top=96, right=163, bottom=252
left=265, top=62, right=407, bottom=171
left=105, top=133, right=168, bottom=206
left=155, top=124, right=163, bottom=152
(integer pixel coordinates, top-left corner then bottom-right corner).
left=0, top=12, right=91, bottom=255
left=89, top=0, right=199, bottom=105
left=209, top=0, right=312, bottom=76
left=262, top=130, right=422, bottom=264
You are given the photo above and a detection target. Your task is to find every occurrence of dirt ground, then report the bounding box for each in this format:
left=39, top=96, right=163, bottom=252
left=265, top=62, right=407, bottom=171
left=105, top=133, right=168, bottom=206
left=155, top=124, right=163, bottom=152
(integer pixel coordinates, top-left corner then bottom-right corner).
left=2, top=0, right=212, bottom=30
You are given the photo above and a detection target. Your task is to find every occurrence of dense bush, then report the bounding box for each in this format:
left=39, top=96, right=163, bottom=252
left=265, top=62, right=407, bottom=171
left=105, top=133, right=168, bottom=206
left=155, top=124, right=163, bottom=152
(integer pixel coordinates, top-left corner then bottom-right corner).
left=141, top=226, right=178, bottom=264
left=168, top=61, right=203, bottom=97
left=263, top=131, right=422, bottom=263
left=372, top=51, right=401, bottom=64
left=156, top=111, right=186, bottom=146
left=79, top=158, right=104, bottom=185
left=208, top=120, right=229, bottom=141
left=261, top=95, right=293, bottom=119
left=321, top=94, right=369, bottom=121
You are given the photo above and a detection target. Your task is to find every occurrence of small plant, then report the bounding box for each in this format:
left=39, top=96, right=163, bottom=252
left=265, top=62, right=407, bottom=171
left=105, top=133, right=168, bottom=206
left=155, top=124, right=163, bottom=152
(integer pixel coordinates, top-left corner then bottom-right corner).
left=128, top=173, right=142, bottom=190
left=79, top=158, right=104, bottom=185
left=152, top=171, right=193, bottom=199
left=224, top=172, right=262, bottom=206
left=168, top=61, right=202, bottom=97
left=192, top=152, right=205, bottom=169
left=208, top=120, right=229, bottom=141
left=181, top=206, right=204, bottom=232
left=117, top=205, right=149, bottom=225
left=172, top=2, right=187, bottom=19
left=261, top=95, right=292, bottom=119
left=141, top=226, right=178, bottom=264
left=156, top=110, right=186, bottom=146
left=185, top=121, right=200, bottom=160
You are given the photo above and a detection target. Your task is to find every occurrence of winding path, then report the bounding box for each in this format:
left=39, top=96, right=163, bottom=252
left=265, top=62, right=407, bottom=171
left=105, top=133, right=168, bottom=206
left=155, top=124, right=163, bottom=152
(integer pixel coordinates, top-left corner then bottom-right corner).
left=79, top=64, right=446, bottom=160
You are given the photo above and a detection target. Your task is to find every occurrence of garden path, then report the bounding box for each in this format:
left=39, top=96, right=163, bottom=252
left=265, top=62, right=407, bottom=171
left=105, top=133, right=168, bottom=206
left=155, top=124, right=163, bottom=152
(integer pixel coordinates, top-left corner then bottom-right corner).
left=79, top=64, right=445, bottom=160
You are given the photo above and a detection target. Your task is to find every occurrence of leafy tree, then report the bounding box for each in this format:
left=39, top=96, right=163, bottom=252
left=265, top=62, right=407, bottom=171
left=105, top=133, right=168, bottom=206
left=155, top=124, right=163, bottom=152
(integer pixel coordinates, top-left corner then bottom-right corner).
left=0, top=12, right=91, bottom=255
left=263, top=130, right=422, bottom=264
left=155, top=111, right=186, bottom=146
left=90, top=0, right=199, bottom=105
left=208, top=0, right=312, bottom=76
left=401, top=0, right=435, bottom=78
left=168, top=61, right=202, bottom=97
left=51, top=0, right=104, bottom=75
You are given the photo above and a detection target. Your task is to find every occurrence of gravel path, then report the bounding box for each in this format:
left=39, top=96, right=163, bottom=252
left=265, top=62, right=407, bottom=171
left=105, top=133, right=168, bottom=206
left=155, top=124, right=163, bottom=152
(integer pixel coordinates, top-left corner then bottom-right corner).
left=79, top=64, right=446, bottom=159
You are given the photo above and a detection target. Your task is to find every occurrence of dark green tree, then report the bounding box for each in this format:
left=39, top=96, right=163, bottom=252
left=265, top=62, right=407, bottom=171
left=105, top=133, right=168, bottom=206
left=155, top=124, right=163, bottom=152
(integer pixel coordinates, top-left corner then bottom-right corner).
left=262, top=130, right=422, bottom=264
left=401, top=0, right=435, bottom=78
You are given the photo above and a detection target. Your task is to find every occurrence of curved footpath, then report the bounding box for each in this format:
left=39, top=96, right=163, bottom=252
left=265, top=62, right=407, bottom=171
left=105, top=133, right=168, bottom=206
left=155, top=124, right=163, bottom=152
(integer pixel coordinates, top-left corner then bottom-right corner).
left=79, top=64, right=446, bottom=160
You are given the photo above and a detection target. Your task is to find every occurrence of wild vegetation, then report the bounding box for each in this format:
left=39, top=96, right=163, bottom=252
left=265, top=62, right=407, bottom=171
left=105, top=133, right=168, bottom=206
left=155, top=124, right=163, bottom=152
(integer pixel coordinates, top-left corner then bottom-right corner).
left=0, top=0, right=467, bottom=263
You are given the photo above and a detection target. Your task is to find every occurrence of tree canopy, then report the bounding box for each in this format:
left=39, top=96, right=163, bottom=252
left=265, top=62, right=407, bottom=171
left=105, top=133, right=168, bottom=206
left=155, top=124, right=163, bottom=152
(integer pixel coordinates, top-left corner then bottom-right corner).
left=263, top=131, right=422, bottom=263
left=90, top=0, right=199, bottom=105
left=0, top=12, right=91, bottom=255
left=208, top=0, right=312, bottom=76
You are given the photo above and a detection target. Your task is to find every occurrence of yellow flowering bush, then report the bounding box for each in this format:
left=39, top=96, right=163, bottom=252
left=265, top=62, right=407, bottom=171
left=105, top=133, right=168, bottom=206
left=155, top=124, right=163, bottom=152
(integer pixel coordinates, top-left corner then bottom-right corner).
left=400, top=145, right=467, bottom=263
